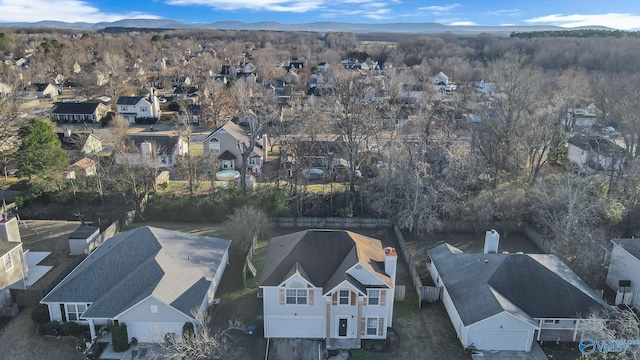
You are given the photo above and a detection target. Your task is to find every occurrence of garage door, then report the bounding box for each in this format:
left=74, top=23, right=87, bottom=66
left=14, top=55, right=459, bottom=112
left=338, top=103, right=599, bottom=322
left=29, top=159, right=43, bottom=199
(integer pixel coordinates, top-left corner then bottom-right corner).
left=469, top=329, right=531, bottom=351
left=266, top=316, right=324, bottom=338
left=126, top=322, right=185, bottom=343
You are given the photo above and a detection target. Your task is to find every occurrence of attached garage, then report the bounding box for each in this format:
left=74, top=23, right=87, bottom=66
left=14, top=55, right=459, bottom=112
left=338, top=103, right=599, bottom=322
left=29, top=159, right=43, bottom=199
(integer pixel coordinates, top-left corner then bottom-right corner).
left=126, top=321, right=186, bottom=343
left=464, top=312, right=535, bottom=352
left=265, top=316, right=324, bottom=338
left=469, top=329, right=531, bottom=351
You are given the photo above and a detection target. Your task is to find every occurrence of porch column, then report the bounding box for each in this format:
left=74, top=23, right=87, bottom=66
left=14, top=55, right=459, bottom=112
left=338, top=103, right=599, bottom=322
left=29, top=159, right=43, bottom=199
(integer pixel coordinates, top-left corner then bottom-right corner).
left=325, top=301, right=331, bottom=347
left=537, top=319, right=542, bottom=341
left=356, top=298, right=364, bottom=348
left=573, top=319, right=580, bottom=341
left=88, top=318, right=96, bottom=340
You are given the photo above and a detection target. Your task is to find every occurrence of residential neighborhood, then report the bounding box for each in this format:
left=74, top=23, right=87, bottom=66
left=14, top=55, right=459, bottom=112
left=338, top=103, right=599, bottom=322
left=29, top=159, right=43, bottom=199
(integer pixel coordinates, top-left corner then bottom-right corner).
left=0, top=18, right=639, bottom=360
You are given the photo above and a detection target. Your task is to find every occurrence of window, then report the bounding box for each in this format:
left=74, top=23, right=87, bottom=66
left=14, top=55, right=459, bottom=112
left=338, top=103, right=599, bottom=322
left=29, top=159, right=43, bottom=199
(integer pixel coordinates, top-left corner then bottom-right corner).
left=366, top=318, right=378, bottom=335
left=368, top=290, right=380, bottom=305
left=286, top=289, right=307, bottom=305
left=66, top=304, right=88, bottom=321
left=339, top=290, right=350, bottom=305
left=3, top=253, right=12, bottom=271
left=248, top=157, right=258, bottom=166
left=209, top=138, right=220, bottom=154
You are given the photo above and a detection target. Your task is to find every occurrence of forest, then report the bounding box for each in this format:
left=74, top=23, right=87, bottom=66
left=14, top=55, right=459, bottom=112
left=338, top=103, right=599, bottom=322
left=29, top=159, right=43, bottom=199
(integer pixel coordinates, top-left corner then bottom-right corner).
left=1, top=27, right=640, bottom=289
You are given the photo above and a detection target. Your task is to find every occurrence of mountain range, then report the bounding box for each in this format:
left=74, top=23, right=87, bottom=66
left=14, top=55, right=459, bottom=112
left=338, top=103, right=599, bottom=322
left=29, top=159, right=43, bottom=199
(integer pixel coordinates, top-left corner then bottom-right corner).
left=0, top=19, right=614, bottom=35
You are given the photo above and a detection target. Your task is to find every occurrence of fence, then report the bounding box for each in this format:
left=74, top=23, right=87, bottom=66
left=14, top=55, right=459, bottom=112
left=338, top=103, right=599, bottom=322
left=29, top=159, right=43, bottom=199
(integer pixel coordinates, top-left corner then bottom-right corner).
left=273, top=217, right=391, bottom=229
left=11, top=198, right=147, bottom=306
left=393, top=226, right=441, bottom=308
left=11, top=254, right=86, bottom=306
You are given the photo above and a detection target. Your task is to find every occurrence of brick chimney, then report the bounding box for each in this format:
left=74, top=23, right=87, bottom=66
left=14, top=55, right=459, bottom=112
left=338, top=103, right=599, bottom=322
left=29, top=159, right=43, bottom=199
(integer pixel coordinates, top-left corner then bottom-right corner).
left=384, top=247, right=397, bottom=285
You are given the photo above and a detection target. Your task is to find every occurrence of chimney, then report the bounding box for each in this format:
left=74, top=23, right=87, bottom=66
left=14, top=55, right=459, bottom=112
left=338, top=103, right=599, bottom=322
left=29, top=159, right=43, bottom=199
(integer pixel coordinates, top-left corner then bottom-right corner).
left=384, top=247, right=397, bottom=285
left=140, top=141, right=152, bottom=160
left=484, top=229, right=500, bottom=254
left=262, top=134, right=268, bottom=162
left=64, top=128, right=71, bottom=138
left=0, top=215, right=21, bottom=243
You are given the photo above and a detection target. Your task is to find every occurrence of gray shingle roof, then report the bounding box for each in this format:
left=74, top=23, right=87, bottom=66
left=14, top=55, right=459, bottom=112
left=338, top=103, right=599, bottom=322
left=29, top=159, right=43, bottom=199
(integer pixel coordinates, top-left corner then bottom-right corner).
left=116, top=96, right=145, bottom=105
left=42, top=226, right=230, bottom=319
left=202, top=121, right=265, bottom=158
left=429, top=243, right=613, bottom=326
left=125, top=134, right=182, bottom=154
left=52, top=102, right=101, bottom=115
left=259, top=229, right=391, bottom=294
left=68, top=225, right=99, bottom=239
left=612, top=238, right=640, bottom=260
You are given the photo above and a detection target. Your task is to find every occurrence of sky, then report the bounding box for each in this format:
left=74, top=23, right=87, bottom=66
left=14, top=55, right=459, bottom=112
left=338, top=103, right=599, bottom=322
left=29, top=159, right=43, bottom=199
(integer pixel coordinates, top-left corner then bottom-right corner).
left=1, top=0, right=640, bottom=30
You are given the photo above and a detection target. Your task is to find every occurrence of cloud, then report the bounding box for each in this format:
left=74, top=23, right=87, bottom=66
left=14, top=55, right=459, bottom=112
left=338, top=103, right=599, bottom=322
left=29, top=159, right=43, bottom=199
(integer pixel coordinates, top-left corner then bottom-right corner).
left=449, top=21, right=476, bottom=26
left=486, top=9, right=521, bottom=17
left=165, top=0, right=324, bottom=12
left=525, top=13, right=640, bottom=30
left=418, top=3, right=460, bottom=12
left=0, top=0, right=159, bottom=23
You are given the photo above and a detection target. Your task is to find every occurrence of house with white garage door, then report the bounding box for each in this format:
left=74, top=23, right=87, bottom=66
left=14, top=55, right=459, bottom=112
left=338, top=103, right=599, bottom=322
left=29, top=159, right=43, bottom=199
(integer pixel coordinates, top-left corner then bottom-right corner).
left=41, top=226, right=230, bottom=343
left=429, top=231, right=613, bottom=353
left=260, top=229, right=397, bottom=349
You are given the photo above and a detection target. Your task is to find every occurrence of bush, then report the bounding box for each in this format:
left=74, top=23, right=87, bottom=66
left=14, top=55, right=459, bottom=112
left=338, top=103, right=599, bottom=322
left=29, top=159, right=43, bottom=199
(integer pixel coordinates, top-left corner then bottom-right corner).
left=111, top=324, right=129, bottom=352
left=38, top=321, right=62, bottom=336
left=31, top=305, right=50, bottom=326
left=61, top=321, right=80, bottom=336
left=182, top=322, right=195, bottom=341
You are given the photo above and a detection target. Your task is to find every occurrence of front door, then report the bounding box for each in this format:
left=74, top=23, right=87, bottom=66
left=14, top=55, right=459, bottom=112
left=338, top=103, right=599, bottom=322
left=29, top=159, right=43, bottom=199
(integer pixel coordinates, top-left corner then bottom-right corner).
left=338, top=318, right=347, bottom=337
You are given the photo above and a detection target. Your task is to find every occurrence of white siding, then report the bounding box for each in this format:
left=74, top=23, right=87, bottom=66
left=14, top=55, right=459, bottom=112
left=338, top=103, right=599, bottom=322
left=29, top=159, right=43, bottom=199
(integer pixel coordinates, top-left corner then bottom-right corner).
left=606, top=245, right=640, bottom=308
left=441, top=286, right=464, bottom=340
left=346, top=266, right=386, bottom=287
left=261, top=282, right=325, bottom=338
left=466, top=313, right=534, bottom=352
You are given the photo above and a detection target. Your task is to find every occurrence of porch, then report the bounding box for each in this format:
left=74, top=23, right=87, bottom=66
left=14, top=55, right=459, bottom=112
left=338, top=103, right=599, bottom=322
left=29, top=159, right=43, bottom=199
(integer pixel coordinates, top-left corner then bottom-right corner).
left=327, top=338, right=359, bottom=349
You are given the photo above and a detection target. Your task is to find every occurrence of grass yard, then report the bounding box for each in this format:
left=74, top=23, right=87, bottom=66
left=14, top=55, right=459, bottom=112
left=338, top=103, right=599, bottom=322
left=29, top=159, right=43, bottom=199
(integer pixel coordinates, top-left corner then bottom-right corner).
left=131, top=222, right=471, bottom=359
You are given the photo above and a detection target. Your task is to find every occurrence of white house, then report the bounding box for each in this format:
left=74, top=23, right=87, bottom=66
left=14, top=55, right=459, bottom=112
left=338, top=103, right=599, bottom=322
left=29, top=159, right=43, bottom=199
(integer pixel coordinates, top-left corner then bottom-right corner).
left=201, top=121, right=267, bottom=171
left=115, top=89, right=161, bottom=124
left=116, top=134, right=189, bottom=168
left=41, top=226, right=231, bottom=343
left=433, top=71, right=456, bottom=92
left=606, top=238, right=640, bottom=309
left=567, top=135, right=626, bottom=173
left=260, top=229, right=397, bottom=349
left=567, top=103, right=598, bottom=129
left=429, top=231, right=613, bottom=353
left=0, top=216, right=28, bottom=309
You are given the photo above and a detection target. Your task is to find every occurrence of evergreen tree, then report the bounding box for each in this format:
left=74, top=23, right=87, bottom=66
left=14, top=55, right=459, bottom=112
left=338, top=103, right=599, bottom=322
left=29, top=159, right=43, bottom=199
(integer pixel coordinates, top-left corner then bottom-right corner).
left=16, top=118, right=67, bottom=180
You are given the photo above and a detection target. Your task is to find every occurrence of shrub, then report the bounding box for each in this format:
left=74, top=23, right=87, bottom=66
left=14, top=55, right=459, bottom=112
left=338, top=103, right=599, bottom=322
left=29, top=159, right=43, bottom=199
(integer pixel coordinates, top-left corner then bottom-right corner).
left=182, top=322, right=195, bottom=341
left=38, top=321, right=62, bottom=336
left=31, top=305, right=50, bottom=326
left=111, top=324, right=130, bottom=352
left=61, top=321, right=80, bottom=336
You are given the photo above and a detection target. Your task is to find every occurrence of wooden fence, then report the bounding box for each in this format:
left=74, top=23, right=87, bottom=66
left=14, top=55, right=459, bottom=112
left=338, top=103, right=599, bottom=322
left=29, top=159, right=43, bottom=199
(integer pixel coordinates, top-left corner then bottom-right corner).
left=273, top=217, right=391, bottom=229
left=393, top=226, right=441, bottom=308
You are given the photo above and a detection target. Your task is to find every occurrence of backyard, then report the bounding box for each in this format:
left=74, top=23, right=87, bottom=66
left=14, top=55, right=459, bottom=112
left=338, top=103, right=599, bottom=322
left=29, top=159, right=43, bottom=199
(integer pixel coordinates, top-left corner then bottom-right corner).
left=134, top=222, right=471, bottom=360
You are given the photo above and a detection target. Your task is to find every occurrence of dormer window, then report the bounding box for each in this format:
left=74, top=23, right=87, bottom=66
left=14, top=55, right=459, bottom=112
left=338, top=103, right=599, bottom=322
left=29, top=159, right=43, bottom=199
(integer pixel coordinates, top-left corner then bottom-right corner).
left=339, top=290, right=350, bottom=305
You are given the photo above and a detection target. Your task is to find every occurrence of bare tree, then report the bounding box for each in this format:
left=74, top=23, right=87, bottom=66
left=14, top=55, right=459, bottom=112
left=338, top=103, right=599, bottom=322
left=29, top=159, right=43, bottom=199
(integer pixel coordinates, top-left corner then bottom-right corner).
left=580, top=307, right=640, bottom=360
left=158, top=310, right=247, bottom=360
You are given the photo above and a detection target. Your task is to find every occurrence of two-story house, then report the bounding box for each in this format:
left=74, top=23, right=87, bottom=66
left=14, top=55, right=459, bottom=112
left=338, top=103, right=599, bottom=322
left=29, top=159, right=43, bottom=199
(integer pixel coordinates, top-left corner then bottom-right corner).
left=115, top=134, right=189, bottom=168
left=260, top=229, right=397, bottom=349
left=115, top=89, right=161, bottom=123
left=433, top=71, right=456, bottom=92
left=201, top=121, right=267, bottom=171
left=606, top=238, right=640, bottom=309
left=566, top=134, right=626, bottom=174
left=0, top=216, right=28, bottom=310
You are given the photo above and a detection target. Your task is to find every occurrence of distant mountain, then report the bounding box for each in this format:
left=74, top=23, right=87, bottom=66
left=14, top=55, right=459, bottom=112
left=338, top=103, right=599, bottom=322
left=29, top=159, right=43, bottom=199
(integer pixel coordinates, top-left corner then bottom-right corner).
left=0, top=19, right=616, bottom=35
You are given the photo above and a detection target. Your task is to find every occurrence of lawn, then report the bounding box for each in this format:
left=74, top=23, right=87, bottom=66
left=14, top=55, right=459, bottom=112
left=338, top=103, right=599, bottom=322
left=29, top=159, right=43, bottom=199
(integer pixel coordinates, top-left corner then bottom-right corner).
left=131, top=222, right=471, bottom=359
